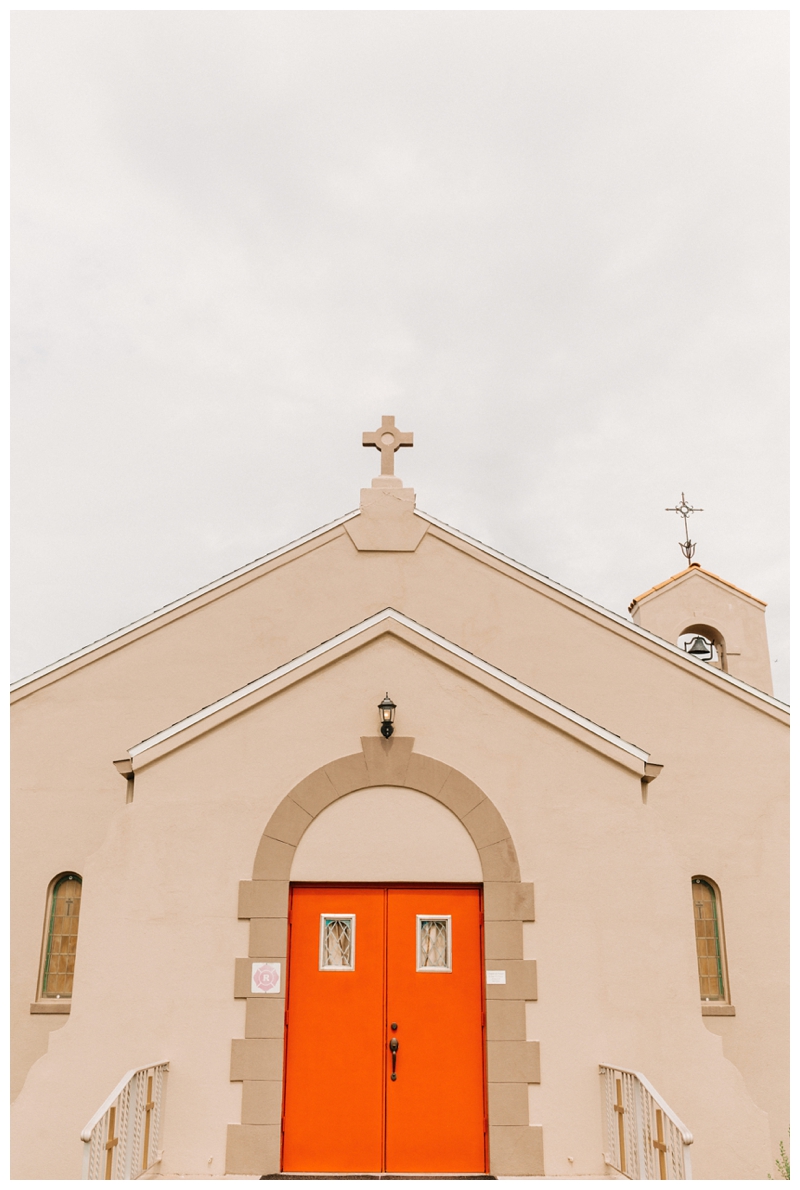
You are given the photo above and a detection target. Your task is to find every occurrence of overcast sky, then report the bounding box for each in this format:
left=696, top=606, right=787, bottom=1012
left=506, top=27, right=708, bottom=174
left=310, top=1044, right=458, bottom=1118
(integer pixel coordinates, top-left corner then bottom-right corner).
left=12, top=11, right=788, bottom=701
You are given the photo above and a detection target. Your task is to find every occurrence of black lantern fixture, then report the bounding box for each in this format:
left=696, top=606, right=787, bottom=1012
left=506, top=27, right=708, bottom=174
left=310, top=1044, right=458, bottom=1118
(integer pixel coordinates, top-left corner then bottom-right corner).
left=378, top=693, right=396, bottom=738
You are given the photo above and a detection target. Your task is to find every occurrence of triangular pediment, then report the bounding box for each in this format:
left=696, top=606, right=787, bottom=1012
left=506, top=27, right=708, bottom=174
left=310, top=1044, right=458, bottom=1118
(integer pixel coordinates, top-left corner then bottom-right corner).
left=127, top=608, right=658, bottom=780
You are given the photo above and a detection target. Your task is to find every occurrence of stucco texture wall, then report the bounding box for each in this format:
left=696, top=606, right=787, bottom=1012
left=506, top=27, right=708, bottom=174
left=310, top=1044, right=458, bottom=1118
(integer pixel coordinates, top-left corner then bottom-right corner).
left=11, top=634, right=773, bottom=1179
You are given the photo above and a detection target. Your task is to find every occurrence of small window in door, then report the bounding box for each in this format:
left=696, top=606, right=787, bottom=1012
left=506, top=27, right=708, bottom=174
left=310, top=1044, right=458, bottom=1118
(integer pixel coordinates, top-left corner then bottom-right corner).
left=417, top=916, right=452, bottom=972
left=319, top=915, right=355, bottom=970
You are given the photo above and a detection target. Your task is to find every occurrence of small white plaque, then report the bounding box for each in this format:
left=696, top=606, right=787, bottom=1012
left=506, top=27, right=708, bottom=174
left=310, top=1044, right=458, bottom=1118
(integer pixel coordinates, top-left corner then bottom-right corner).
left=251, top=962, right=281, bottom=994
left=486, top=969, right=506, bottom=985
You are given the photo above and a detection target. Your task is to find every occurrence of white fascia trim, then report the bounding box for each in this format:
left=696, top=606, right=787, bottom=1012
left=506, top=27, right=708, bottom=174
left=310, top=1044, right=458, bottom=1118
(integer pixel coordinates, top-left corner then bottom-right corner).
left=129, top=607, right=650, bottom=763
left=10, top=511, right=360, bottom=692
left=416, top=510, right=789, bottom=713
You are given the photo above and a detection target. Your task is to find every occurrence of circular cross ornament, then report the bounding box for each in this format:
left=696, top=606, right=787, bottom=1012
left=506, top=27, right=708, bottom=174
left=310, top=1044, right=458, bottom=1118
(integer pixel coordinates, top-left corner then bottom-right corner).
left=362, top=415, right=414, bottom=476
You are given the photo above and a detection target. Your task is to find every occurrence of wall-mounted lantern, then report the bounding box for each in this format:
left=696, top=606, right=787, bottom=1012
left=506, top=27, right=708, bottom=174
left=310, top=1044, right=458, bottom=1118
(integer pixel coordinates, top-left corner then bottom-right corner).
left=378, top=693, right=396, bottom=738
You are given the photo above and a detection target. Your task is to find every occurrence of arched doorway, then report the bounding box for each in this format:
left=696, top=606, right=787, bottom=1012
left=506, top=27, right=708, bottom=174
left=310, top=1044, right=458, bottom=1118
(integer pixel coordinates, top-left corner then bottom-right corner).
left=283, top=787, right=486, bottom=1173
left=228, top=739, right=541, bottom=1178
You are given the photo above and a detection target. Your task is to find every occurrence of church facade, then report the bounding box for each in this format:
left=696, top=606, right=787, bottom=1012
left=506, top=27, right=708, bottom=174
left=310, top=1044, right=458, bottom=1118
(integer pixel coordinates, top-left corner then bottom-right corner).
left=11, top=420, right=788, bottom=1179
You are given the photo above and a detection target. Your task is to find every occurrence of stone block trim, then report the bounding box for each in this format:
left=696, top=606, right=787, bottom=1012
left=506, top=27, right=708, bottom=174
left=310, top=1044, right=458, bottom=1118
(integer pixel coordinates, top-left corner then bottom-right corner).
left=231, top=1038, right=284, bottom=1082
left=234, top=956, right=285, bottom=999
left=231, top=739, right=541, bottom=1177
left=248, top=917, right=289, bottom=957
left=252, top=837, right=295, bottom=881
left=241, top=1081, right=283, bottom=1126
left=289, top=768, right=340, bottom=818
left=487, top=1040, right=541, bottom=1084
left=486, top=999, right=527, bottom=1041
left=485, top=960, right=538, bottom=1001
left=488, top=1125, right=545, bottom=1177
left=226, top=1124, right=280, bottom=1175
left=462, top=798, right=512, bottom=850
left=488, top=1082, right=530, bottom=1126
left=323, top=752, right=371, bottom=797
left=484, top=920, right=524, bottom=960
left=238, top=880, right=289, bottom=920
left=478, top=837, right=521, bottom=883
left=245, top=997, right=285, bottom=1038
left=360, top=735, right=415, bottom=786
left=484, top=881, right=535, bottom=922
left=262, top=797, right=313, bottom=847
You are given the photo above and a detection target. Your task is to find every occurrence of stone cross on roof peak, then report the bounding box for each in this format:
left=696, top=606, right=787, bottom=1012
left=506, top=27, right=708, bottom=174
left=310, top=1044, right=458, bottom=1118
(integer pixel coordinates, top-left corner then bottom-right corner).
left=347, top=415, right=428, bottom=551
left=362, top=416, right=413, bottom=486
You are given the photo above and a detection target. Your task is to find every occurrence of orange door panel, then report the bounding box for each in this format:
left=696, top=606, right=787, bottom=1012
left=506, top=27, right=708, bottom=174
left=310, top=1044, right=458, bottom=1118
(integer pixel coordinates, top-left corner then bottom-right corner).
left=281, top=887, right=385, bottom=1172
left=281, top=885, right=486, bottom=1174
left=385, top=887, right=486, bottom=1173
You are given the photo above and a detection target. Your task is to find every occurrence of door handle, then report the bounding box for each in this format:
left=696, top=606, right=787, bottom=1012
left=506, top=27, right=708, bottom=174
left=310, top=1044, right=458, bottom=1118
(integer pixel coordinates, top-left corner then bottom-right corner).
left=389, top=1036, right=399, bottom=1080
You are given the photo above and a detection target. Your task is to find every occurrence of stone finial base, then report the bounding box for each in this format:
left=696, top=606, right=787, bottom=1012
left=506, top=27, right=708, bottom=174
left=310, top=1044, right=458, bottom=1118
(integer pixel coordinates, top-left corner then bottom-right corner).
left=345, top=487, right=429, bottom=552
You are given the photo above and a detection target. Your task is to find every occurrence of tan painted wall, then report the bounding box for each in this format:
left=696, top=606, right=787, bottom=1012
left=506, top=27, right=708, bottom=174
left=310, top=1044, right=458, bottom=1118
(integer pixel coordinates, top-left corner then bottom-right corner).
left=290, top=786, right=483, bottom=881
left=11, top=513, right=788, bottom=1175
left=12, top=636, right=776, bottom=1178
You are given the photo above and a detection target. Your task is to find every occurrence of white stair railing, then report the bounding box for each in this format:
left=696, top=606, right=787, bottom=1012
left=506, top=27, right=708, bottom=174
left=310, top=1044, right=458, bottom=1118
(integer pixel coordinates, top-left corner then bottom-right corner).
left=80, top=1062, right=169, bottom=1179
left=600, top=1064, right=693, bottom=1179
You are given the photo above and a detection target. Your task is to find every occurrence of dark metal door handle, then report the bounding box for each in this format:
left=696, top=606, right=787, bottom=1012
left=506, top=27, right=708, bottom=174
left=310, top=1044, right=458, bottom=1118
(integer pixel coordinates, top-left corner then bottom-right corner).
left=389, top=1037, right=399, bottom=1080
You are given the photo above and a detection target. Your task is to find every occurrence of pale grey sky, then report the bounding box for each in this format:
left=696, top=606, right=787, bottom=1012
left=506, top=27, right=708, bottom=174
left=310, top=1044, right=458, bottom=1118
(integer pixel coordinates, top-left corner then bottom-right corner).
left=12, top=11, right=788, bottom=700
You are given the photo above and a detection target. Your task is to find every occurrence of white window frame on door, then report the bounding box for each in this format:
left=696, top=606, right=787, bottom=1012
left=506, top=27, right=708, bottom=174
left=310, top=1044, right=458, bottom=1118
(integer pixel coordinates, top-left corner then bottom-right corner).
left=318, top=913, right=356, bottom=971
left=416, top=914, right=452, bottom=972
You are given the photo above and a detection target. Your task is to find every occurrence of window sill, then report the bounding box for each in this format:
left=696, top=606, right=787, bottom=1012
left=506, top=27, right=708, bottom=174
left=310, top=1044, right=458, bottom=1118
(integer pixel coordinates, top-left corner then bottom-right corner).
left=30, top=1001, right=71, bottom=1014
left=702, top=1003, right=735, bottom=1016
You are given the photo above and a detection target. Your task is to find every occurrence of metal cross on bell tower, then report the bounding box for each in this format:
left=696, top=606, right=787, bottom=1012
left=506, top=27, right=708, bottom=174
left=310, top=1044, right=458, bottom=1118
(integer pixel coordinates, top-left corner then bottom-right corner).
left=362, top=415, right=413, bottom=479
left=665, top=492, right=703, bottom=564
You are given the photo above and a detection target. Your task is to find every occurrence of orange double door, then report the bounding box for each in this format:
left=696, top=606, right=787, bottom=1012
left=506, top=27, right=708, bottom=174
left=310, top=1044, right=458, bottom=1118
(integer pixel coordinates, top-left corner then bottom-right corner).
left=281, top=885, right=488, bottom=1174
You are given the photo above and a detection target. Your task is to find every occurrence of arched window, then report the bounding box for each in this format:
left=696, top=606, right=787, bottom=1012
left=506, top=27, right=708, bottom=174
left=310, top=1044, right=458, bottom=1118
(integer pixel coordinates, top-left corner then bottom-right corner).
left=40, top=873, right=82, bottom=999
left=692, top=877, right=728, bottom=1002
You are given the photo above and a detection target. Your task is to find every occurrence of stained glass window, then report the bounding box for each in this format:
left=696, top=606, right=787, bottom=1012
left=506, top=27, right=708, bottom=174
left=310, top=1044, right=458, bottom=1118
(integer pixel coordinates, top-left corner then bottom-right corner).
left=418, top=917, right=451, bottom=971
left=42, top=874, right=82, bottom=998
left=693, top=879, right=725, bottom=1001
left=320, top=916, right=355, bottom=969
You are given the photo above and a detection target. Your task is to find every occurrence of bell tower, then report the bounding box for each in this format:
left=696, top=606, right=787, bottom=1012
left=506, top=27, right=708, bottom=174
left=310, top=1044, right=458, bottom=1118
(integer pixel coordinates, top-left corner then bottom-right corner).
left=629, top=563, right=773, bottom=695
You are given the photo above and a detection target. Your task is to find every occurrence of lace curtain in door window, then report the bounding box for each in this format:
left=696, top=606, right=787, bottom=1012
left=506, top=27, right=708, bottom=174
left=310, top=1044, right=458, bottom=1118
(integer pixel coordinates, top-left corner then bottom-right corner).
left=419, top=919, right=449, bottom=968
left=322, top=917, right=354, bottom=968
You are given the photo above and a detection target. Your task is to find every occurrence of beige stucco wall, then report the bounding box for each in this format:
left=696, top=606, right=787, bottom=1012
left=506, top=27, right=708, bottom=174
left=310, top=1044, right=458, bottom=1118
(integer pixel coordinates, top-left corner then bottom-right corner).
left=11, top=514, right=788, bottom=1176
left=12, top=634, right=776, bottom=1178
left=290, top=786, right=483, bottom=881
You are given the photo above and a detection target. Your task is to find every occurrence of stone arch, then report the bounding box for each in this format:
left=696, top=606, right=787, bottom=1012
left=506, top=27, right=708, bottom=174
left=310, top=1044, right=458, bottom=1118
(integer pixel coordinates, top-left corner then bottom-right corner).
left=254, top=737, right=521, bottom=884
left=228, top=737, right=542, bottom=1179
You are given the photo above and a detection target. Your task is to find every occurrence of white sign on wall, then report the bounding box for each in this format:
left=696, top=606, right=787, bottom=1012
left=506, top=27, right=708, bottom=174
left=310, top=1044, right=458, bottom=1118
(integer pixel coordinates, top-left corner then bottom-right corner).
left=486, top=970, right=506, bottom=985
left=251, top=962, right=281, bottom=994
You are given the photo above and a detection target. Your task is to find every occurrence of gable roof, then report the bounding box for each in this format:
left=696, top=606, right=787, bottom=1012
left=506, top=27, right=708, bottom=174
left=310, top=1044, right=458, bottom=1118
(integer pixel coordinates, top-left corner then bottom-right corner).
left=10, top=511, right=359, bottom=693
left=127, top=607, right=656, bottom=779
left=628, top=562, right=766, bottom=611
left=11, top=507, right=788, bottom=716
left=415, top=512, right=786, bottom=714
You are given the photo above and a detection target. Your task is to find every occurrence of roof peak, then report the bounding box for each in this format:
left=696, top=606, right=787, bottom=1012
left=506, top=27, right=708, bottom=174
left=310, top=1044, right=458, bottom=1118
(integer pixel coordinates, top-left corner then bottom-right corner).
left=629, top=563, right=765, bottom=613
